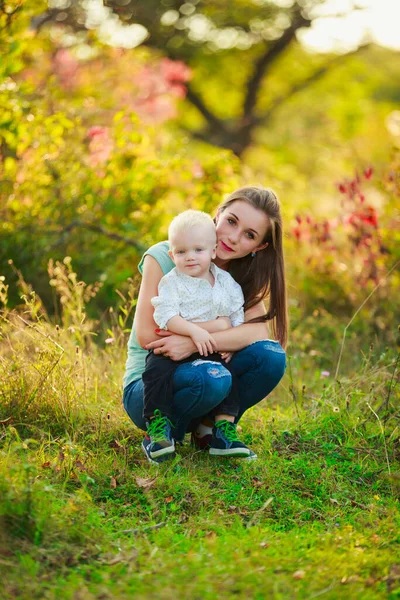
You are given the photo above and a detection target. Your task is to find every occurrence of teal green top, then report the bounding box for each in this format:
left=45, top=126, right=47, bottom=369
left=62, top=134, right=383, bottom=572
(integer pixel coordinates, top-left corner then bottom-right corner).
left=123, top=241, right=174, bottom=388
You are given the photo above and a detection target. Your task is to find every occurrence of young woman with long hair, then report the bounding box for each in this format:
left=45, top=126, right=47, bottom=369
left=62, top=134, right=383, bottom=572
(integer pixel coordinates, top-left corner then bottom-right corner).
left=122, top=186, right=288, bottom=462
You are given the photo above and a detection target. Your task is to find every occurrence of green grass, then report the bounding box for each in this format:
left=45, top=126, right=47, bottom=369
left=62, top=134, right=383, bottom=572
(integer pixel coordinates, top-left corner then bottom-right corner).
left=0, top=308, right=399, bottom=599
left=1, top=402, right=399, bottom=599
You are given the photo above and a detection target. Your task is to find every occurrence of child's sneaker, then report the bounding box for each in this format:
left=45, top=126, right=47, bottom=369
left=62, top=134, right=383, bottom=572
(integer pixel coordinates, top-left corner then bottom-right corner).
left=209, top=420, right=253, bottom=458
left=142, top=434, right=174, bottom=465
left=145, top=410, right=175, bottom=460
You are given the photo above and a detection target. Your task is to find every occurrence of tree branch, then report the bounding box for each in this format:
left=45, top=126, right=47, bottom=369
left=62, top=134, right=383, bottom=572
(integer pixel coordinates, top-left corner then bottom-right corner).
left=65, top=221, right=144, bottom=249
left=252, top=44, right=370, bottom=127
left=41, top=220, right=145, bottom=253
left=185, top=84, right=228, bottom=134
left=140, top=30, right=229, bottom=135
left=183, top=43, right=370, bottom=156
left=243, top=6, right=311, bottom=120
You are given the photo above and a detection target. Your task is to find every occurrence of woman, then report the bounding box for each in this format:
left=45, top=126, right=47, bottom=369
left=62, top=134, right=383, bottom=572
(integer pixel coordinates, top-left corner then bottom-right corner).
left=123, top=186, right=288, bottom=462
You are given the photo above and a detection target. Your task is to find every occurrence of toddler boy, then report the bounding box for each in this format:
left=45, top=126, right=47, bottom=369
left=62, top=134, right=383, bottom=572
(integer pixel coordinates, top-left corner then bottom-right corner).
left=142, top=210, right=254, bottom=463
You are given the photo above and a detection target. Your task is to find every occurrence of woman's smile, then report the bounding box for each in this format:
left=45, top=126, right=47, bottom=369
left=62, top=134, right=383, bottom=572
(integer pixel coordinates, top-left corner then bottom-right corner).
left=220, top=240, right=234, bottom=252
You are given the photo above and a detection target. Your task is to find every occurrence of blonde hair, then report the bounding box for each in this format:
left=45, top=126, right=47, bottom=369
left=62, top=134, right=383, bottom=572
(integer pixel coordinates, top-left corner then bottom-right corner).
left=168, top=210, right=216, bottom=244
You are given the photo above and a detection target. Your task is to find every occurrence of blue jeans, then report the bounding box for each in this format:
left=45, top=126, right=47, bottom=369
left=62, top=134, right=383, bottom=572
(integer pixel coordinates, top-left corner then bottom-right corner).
left=122, top=340, right=286, bottom=442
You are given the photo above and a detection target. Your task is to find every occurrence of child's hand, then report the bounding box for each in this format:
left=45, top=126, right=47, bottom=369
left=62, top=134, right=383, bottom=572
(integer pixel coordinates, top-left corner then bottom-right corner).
left=220, top=351, right=234, bottom=363
left=216, top=317, right=232, bottom=331
left=191, top=328, right=217, bottom=357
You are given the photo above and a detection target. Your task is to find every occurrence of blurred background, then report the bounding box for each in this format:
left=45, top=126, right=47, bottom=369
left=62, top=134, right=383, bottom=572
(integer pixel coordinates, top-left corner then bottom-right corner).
left=1, top=0, right=399, bottom=375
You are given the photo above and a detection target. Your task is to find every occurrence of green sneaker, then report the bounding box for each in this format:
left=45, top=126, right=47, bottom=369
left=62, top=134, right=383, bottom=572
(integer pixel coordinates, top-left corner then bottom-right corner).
left=209, top=420, right=254, bottom=458
left=145, top=410, right=175, bottom=460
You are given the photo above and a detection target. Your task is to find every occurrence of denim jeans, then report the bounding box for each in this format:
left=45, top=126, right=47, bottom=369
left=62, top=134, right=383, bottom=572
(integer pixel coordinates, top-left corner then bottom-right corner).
left=122, top=340, right=286, bottom=442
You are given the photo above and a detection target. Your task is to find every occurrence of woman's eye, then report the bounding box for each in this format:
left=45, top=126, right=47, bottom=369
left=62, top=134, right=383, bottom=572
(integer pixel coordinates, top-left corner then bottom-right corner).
left=246, top=232, right=255, bottom=239
left=227, top=218, right=235, bottom=225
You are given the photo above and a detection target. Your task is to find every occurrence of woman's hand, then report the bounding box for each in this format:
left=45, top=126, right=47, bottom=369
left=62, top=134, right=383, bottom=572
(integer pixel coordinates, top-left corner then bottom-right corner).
left=220, top=351, right=234, bottom=364
left=145, top=334, right=196, bottom=361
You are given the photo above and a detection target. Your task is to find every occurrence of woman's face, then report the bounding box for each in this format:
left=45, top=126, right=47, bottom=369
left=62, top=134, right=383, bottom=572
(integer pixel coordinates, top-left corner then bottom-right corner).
left=215, top=200, right=270, bottom=262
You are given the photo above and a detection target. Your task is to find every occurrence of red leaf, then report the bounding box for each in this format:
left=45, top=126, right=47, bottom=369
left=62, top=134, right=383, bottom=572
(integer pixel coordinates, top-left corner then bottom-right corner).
left=364, top=167, right=373, bottom=180
left=292, top=227, right=301, bottom=241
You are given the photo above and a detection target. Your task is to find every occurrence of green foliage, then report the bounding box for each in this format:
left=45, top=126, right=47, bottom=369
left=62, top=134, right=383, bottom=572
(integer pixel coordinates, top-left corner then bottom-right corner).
left=1, top=265, right=399, bottom=599
left=1, top=1, right=399, bottom=337
left=0, top=3, right=242, bottom=312
left=1, top=6, right=399, bottom=598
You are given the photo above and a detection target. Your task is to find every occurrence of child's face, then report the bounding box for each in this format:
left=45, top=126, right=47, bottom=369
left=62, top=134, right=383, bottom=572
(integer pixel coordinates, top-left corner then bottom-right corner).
left=169, top=225, right=217, bottom=278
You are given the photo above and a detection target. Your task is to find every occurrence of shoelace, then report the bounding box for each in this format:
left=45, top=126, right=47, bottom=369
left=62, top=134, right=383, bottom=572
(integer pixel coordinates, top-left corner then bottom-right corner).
left=215, top=420, right=240, bottom=442
left=147, top=409, right=172, bottom=442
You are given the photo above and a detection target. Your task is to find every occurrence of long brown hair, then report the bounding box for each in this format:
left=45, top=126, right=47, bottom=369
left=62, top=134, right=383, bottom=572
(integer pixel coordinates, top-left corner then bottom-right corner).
left=217, top=186, right=288, bottom=348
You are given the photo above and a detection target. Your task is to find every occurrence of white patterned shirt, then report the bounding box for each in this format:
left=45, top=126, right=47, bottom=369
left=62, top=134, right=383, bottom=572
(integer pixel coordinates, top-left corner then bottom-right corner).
left=151, top=262, right=244, bottom=330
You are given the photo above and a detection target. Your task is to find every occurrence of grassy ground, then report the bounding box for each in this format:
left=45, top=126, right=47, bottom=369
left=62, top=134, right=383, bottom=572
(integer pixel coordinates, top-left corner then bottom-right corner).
left=0, top=305, right=399, bottom=599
